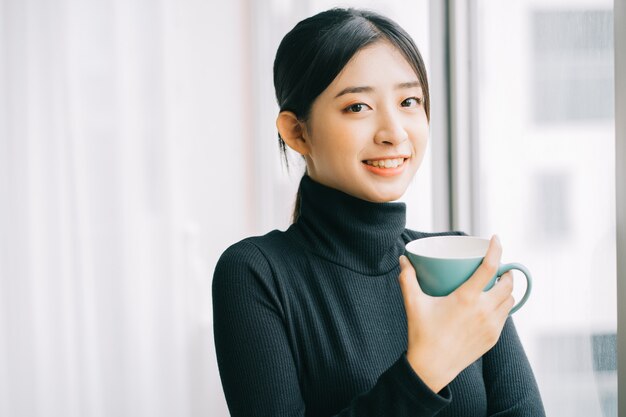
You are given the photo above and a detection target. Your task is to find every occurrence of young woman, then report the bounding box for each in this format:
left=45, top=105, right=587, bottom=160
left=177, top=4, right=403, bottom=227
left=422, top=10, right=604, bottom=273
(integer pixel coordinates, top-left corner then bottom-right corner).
left=213, top=7, right=545, bottom=416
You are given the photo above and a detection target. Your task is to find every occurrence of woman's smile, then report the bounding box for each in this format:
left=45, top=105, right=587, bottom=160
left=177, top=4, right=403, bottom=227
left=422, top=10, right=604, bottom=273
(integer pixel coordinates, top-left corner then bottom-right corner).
left=362, top=156, right=410, bottom=177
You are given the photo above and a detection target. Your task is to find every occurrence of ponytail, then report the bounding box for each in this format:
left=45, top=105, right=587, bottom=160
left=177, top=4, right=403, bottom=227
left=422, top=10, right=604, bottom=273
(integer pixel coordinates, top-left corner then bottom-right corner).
left=291, top=182, right=303, bottom=224
left=279, top=134, right=304, bottom=224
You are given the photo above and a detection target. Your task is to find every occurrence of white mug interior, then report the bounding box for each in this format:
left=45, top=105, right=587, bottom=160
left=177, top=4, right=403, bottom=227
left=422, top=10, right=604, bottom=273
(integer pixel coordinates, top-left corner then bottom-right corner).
left=405, top=236, right=490, bottom=259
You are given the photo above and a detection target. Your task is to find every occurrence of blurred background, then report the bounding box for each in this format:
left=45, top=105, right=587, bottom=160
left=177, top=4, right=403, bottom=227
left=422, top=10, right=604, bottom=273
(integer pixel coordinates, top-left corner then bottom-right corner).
left=0, top=0, right=620, bottom=416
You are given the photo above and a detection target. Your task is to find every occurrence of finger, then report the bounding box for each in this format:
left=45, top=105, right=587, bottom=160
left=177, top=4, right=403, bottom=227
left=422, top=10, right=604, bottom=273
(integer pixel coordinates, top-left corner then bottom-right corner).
left=496, top=293, right=516, bottom=318
left=494, top=270, right=514, bottom=288
left=459, top=235, right=502, bottom=294
left=486, top=271, right=513, bottom=308
left=398, top=255, right=424, bottom=312
left=498, top=270, right=514, bottom=291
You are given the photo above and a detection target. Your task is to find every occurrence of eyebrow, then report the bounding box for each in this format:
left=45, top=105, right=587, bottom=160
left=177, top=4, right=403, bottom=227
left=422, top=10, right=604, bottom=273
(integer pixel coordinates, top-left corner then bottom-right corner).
left=334, top=81, right=421, bottom=99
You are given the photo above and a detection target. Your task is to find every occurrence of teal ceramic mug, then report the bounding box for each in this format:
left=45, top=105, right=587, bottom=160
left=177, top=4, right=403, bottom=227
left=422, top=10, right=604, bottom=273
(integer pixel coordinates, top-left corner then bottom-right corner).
left=404, top=236, right=532, bottom=315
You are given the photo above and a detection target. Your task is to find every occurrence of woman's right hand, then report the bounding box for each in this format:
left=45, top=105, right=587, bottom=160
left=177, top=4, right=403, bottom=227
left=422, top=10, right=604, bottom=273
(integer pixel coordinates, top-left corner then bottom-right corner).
left=397, top=235, right=515, bottom=394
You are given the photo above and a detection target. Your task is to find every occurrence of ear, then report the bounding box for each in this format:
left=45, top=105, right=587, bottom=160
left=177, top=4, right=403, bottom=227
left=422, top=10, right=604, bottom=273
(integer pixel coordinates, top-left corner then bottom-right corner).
left=276, top=111, right=311, bottom=156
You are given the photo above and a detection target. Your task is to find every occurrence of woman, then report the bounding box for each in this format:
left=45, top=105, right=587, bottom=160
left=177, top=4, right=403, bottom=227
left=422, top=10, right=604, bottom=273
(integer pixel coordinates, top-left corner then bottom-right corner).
left=213, top=7, right=545, bottom=416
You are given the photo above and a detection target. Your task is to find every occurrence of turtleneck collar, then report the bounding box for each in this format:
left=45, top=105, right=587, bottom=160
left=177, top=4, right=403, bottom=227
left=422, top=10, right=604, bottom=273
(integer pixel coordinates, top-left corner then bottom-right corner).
left=288, top=175, right=407, bottom=276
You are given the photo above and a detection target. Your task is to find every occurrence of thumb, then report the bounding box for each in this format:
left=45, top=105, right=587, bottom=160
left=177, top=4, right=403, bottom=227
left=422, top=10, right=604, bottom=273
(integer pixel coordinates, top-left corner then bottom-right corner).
left=398, top=255, right=425, bottom=312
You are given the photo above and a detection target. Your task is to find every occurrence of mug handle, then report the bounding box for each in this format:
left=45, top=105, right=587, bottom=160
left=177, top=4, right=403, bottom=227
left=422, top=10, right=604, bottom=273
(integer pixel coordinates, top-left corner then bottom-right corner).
left=497, top=263, right=532, bottom=315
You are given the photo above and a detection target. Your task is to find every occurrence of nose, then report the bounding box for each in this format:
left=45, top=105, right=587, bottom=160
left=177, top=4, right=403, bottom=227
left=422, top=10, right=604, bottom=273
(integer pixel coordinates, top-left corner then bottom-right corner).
left=374, top=108, right=409, bottom=145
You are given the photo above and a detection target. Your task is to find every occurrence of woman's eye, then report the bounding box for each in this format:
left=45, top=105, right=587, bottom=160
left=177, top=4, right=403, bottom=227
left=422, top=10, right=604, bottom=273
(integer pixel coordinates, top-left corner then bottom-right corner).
left=345, top=103, right=369, bottom=113
left=401, top=97, right=423, bottom=107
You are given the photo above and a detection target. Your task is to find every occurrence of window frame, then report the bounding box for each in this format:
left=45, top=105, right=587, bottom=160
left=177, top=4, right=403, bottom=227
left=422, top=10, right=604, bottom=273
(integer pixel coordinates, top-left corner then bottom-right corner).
left=615, top=0, right=625, bottom=414
left=428, top=0, right=480, bottom=235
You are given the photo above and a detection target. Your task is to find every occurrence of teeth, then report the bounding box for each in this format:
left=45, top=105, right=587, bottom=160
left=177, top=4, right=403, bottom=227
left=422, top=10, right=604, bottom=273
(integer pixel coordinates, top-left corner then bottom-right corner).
left=365, top=158, right=405, bottom=168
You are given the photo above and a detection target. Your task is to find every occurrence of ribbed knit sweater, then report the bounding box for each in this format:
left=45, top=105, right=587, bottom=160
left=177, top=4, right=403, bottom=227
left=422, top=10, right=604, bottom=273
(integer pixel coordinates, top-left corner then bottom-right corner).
left=212, top=175, right=545, bottom=416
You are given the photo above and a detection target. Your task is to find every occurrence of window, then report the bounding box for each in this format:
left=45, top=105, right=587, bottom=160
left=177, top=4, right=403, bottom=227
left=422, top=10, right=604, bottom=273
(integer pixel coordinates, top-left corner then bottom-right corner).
left=532, top=10, right=614, bottom=124
left=532, top=171, right=571, bottom=239
left=474, top=1, right=617, bottom=415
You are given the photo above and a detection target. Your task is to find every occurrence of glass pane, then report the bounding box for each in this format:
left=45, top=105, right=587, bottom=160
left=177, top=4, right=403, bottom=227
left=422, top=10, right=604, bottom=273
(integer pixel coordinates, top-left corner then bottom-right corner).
left=475, top=1, right=616, bottom=416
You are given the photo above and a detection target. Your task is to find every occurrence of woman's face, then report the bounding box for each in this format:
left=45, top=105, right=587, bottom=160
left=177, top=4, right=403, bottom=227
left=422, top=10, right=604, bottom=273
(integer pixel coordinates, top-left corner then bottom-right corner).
left=302, top=41, right=429, bottom=202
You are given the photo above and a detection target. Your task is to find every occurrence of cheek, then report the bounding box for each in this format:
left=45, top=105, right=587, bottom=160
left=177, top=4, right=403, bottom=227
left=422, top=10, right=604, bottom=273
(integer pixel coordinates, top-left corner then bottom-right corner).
left=317, top=120, right=364, bottom=158
left=411, top=121, right=430, bottom=144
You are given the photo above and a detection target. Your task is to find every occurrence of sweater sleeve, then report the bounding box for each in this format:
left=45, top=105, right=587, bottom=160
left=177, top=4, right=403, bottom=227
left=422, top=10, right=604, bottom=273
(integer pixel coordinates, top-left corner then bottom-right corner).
left=483, top=317, right=546, bottom=416
left=212, top=240, right=453, bottom=417
left=333, top=353, right=453, bottom=416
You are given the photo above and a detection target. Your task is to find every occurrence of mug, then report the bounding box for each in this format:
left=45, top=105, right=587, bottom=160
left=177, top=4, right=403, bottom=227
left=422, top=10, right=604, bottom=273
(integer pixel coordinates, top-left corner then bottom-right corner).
left=404, top=235, right=532, bottom=314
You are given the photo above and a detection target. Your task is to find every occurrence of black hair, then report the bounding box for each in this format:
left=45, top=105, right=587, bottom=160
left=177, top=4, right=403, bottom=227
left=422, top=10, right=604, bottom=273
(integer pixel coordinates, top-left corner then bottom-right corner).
left=273, top=7, right=430, bottom=223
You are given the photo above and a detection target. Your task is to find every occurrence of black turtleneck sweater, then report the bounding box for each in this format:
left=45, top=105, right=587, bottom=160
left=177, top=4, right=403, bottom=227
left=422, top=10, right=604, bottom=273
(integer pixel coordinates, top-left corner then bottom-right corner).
left=212, top=175, right=545, bottom=416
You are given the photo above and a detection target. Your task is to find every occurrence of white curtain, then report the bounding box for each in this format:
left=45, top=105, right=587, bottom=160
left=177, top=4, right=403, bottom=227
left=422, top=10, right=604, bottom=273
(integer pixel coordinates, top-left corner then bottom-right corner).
left=0, top=0, right=436, bottom=415
left=0, top=0, right=249, bottom=415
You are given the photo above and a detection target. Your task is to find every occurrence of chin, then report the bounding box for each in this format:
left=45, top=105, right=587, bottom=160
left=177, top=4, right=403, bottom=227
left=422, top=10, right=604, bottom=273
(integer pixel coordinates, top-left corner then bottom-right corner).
left=362, top=185, right=407, bottom=203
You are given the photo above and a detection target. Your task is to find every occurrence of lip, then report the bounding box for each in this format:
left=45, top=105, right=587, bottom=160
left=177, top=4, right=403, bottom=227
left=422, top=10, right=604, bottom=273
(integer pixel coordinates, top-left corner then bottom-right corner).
left=362, top=155, right=411, bottom=162
left=362, top=157, right=409, bottom=177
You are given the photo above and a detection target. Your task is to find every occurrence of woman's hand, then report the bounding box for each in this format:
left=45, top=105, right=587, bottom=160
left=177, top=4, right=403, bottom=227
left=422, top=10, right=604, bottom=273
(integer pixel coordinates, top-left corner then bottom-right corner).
left=397, top=235, right=514, bottom=394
